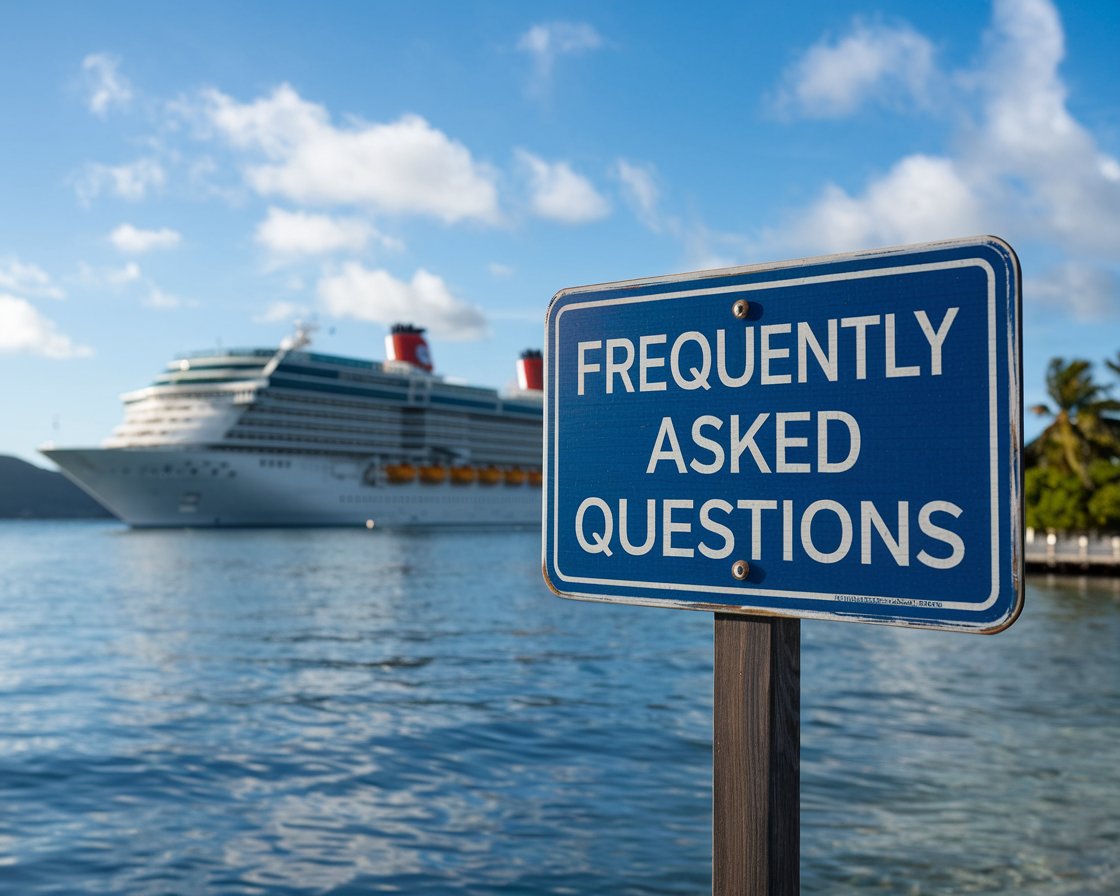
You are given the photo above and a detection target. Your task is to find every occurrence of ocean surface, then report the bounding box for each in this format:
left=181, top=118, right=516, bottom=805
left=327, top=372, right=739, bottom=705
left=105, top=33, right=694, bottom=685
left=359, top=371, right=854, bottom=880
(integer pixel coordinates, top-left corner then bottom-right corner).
left=0, top=521, right=1117, bottom=894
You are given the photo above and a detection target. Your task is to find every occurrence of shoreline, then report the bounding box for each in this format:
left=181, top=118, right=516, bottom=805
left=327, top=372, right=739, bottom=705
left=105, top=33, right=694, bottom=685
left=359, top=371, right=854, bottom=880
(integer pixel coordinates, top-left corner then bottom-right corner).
left=1025, top=529, right=1120, bottom=573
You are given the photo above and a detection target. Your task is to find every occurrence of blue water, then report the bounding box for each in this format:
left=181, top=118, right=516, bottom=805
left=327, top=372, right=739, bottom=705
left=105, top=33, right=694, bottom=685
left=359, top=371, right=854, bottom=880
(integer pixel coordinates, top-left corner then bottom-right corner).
left=0, top=521, right=1117, bottom=894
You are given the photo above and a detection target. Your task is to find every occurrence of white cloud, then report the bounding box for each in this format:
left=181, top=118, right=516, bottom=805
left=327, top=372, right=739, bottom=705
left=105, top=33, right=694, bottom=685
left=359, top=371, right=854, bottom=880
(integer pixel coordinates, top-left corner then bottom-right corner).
left=202, top=85, right=500, bottom=223
left=82, top=53, right=132, bottom=117
left=76, top=157, right=165, bottom=203
left=254, top=207, right=393, bottom=257
left=0, top=258, right=65, bottom=299
left=108, top=262, right=142, bottom=285
left=255, top=300, right=311, bottom=324
left=1029, top=263, right=1119, bottom=321
left=967, top=0, right=1120, bottom=256
left=517, top=150, right=609, bottom=224
left=778, top=154, right=984, bottom=253
left=143, top=286, right=188, bottom=309
left=615, top=159, right=661, bottom=230
left=76, top=262, right=188, bottom=312
left=109, top=224, right=182, bottom=253
left=776, top=20, right=935, bottom=118
left=318, top=264, right=488, bottom=341
left=0, top=294, right=92, bottom=358
left=75, top=261, right=142, bottom=288
left=612, top=159, right=745, bottom=270
left=488, top=262, right=514, bottom=278
left=764, top=0, right=1120, bottom=322
left=518, top=21, right=603, bottom=93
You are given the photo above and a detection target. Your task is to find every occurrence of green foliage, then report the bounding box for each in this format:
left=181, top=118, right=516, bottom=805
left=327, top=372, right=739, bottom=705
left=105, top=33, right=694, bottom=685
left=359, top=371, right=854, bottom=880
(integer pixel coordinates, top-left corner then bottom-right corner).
left=1025, top=466, right=1091, bottom=531
left=1025, top=356, right=1120, bottom=532
left=1086, top=460, right=1120, bottom=530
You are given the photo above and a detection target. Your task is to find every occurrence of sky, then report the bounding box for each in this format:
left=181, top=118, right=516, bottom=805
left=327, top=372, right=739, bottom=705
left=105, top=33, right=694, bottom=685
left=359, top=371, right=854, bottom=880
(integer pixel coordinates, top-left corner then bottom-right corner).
left=1, top=0, right=1118, bottom=466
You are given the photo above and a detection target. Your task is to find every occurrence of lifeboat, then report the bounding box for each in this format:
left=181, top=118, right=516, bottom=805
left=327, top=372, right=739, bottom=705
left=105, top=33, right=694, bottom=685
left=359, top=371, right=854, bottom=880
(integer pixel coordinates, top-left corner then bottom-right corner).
left=504, top=468, right=527, bottom=486
left=528, top=470, right=543, bottom=487
left=450, top=465, right=476, bottom=485
left=384, top=462, right=417, bottom=484
left=419, top=465, right=447, bottom=484
left=478, top=466, right=501, bottom=486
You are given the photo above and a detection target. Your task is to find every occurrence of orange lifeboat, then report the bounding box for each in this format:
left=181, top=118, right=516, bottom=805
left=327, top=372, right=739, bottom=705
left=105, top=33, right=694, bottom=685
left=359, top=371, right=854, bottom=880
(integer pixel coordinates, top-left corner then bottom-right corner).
left=384, top=463, right=417, bottom=484
left=478, top=466, right=501, bottom=486
left=504, top=468, right=527, bottom=486
left=528, top=470, right=543, bottom=487
left=450, top=465, right=476, bottom=485
left=419, top=465, right=447, bottom=484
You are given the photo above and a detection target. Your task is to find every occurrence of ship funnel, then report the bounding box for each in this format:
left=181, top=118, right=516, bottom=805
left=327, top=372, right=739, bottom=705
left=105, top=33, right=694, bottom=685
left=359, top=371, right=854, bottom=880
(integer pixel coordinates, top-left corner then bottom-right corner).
left=517, top=349, right=543, bottom=391
left=386, top=324, right=433, bottom=372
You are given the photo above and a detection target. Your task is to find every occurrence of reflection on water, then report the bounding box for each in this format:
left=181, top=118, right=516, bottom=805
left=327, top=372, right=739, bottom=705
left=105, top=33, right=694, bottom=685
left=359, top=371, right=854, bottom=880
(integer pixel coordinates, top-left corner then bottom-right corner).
left=0, top=522, right=1117, bottom=894
left=802, top=575, right=1120, bottom=893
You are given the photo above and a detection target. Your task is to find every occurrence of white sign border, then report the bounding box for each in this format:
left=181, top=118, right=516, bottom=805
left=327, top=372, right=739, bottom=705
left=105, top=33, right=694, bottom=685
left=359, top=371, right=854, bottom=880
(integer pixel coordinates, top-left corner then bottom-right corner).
left=547, top=256, right=1008, bottom=621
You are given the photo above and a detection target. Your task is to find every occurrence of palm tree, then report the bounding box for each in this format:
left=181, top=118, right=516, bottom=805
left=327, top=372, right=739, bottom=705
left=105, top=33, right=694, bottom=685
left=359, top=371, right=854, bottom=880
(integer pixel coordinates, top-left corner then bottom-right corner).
left=1027, top=358, right=1120, bottom=488
left=1106, top=351, right=1120, bottom=380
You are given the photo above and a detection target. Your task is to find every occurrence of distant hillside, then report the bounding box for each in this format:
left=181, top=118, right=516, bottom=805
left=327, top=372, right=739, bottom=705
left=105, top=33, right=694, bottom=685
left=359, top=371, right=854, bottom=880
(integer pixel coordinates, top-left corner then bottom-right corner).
left=0, top=456, right=113, bottom=519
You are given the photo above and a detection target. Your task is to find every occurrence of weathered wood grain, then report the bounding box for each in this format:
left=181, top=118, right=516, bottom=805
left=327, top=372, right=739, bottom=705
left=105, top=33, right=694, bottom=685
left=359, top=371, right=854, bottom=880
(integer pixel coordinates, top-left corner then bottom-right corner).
left=713, top=614, right=800, bottom=896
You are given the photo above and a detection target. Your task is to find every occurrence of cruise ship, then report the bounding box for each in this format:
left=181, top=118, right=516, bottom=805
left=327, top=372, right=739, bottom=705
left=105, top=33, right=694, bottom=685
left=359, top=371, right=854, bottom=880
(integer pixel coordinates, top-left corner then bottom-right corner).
left=41, top=324, right=544, bottom=528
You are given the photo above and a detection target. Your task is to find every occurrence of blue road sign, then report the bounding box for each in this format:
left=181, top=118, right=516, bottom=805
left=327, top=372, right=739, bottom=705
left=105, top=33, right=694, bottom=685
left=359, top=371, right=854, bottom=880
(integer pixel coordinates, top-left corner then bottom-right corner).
left=543, top=237, right=1023, bottom=633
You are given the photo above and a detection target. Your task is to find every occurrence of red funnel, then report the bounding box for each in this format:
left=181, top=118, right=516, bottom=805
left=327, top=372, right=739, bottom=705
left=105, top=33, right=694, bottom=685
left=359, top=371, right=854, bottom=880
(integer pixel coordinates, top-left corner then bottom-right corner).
left=386, top=324, right=433, bottom=372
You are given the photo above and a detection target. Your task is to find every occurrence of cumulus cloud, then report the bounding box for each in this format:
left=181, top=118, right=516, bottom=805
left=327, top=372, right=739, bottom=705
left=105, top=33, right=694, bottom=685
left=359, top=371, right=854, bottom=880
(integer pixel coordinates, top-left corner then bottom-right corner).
left=0, top=258, right=65, bottom=299
left=775, top=20, right=935, bottom=118
left=82, top=53, right=132, bottom=117
left=76, top=157, right=165, bottom=203
left=517, top=150, right=609, bottom=224
left=518, top=21, right=603, bottom=93
left=0, top=294, right=91, bottom=358
left=967, top=0, right=1120, bottom=256
left=254, top=207, right=399, bottom=257
left=318, top=264, right=488, bottom=341
left=109, top=224, right=182, bottom=253
left=763, top=0, right=1120, bottom=321
left=202, top=85, right=500, bottom=223
left=778, top=154, right=984, bottom=253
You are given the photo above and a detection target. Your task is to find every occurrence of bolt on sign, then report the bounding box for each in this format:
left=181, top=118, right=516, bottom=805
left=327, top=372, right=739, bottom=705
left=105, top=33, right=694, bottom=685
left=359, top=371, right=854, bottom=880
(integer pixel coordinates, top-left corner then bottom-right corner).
left=543, top=237, right=1023, bottom=633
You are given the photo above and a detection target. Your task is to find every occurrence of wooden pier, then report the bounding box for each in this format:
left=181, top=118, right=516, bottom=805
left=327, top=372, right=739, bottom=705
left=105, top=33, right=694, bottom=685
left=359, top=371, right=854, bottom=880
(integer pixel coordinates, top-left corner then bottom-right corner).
left=1025, top=529, right=1120, bottom=573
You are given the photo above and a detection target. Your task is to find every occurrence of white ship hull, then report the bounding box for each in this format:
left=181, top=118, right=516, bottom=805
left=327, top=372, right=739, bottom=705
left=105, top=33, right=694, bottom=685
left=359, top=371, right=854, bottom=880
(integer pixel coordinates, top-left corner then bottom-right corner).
left=44, top=448, right=541, bottom=528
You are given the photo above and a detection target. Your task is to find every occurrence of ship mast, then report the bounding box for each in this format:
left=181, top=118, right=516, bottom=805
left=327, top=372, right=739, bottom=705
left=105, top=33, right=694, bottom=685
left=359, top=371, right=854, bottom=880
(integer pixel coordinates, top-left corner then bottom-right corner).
left=262, top=320, right=317, bottom=377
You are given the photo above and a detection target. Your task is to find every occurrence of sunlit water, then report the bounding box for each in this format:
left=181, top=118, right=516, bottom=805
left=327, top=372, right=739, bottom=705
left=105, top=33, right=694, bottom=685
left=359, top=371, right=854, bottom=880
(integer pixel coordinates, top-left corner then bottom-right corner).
left=0, top=521, right=1116, bottom=894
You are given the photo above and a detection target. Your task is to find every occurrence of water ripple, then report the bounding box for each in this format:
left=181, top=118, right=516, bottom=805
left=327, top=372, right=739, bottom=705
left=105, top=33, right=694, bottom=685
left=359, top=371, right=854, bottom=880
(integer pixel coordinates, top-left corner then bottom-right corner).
left=0, top=523, right=1117, bottom=893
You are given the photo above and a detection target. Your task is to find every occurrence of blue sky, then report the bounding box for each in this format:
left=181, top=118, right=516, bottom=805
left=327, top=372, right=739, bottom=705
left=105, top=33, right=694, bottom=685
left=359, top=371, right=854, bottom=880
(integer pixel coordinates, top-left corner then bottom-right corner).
left=1, top=0, right=1117, bottom=465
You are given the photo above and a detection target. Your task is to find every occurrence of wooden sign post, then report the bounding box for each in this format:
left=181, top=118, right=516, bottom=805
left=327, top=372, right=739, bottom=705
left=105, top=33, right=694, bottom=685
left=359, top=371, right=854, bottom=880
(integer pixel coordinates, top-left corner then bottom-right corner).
left=713, top=615, right=799, bottom=896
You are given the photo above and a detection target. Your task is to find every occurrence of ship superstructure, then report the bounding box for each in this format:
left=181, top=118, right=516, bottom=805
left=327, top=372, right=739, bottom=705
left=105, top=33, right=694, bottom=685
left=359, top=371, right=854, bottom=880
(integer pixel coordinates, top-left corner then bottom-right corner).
left=42, top=324, right=544, bottom=527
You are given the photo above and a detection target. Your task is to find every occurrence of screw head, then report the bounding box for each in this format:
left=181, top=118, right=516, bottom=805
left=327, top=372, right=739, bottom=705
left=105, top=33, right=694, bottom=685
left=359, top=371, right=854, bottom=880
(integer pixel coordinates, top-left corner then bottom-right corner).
left=731, top=560, right=749, bottom=580
left=732, top=299, right=750, bottom=319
